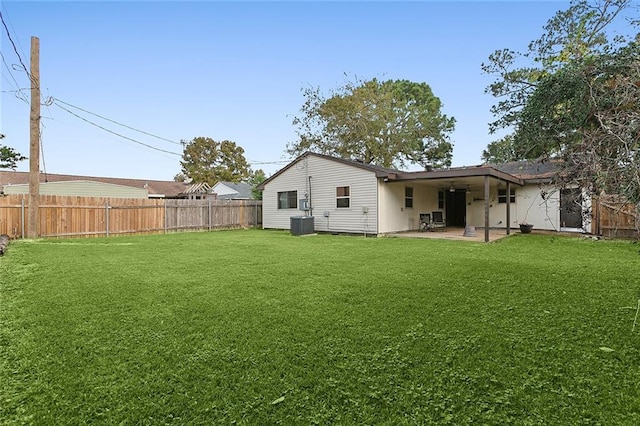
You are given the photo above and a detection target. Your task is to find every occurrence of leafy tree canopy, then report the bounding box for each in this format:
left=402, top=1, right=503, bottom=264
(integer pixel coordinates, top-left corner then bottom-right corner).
left=288, top=77, right=455, bottom=169
left=482, top=0, right=632, bottom=141
left=0, top=134, right=27, bottom=170
left=249, top=169, right=266, bottom=200
left=483, top=0, right=640, bottom=206
left=179, top=137, right=251, bottom=185
left=481, top=134, right=518, bottom=164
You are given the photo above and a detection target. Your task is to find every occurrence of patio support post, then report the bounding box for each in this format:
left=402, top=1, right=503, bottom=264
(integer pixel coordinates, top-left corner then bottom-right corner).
left=506, top=181, right=511, bottom=235
left=484, top=176, right=490, bottom=242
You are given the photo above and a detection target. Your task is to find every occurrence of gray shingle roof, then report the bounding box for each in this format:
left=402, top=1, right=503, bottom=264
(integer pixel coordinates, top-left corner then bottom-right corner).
left=490, top=160, right=560, bottom=181
left=215, top=182, right=253, bottom=199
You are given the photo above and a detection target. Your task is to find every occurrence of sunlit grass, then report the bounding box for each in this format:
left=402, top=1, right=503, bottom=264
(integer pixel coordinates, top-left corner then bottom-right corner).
left=1, top=230, right=639, bottom=424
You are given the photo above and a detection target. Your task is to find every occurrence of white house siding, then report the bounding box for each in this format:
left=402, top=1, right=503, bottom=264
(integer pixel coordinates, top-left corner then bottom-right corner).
left=262, top=155, right=379, bottom=234
left=2, top=180, right=148, bottom=199
left=378, top=182, right=439, bottom=233
left=465, top=184, right=562, bottom=231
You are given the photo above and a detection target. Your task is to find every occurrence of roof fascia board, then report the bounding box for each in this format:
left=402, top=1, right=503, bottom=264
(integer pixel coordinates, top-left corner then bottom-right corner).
left=390, top=167, right=524, bottom=186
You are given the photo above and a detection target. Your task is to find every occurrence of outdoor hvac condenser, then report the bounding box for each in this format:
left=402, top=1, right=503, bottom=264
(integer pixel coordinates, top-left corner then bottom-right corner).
left=290, top=216, right=314, bottom=236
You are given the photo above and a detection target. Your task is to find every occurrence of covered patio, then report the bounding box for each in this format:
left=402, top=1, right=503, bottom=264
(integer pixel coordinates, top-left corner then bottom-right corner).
left=383, top=165, right=525, bottom=242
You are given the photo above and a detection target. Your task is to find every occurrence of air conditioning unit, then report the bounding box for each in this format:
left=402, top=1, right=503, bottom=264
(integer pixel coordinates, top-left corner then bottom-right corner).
left=290, top=216, right=314, bottom=236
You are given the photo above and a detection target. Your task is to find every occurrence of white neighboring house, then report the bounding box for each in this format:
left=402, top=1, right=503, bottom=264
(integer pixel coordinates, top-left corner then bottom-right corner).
left=258, top=152, right=592, bottom=240
left=211, top=181, right=254, bottom=200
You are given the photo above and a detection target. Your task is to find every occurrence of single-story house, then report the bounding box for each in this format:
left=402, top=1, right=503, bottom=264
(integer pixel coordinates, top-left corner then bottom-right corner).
left=257, top=152, right=591, bottom=241
left=0, top=171, right=189, bottom=199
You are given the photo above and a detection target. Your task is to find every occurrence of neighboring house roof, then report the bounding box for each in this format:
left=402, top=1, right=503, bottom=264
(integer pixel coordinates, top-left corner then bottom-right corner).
left=0, top=171, right=188, bottom=198
left=182, top=182, right=212, bottom=195
left=212, top=181, right=254, bottom=199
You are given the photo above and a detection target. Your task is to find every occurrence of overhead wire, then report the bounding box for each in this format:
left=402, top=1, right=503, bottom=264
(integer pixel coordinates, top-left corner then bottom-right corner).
left=0, top=10, right=30, bottom=80
left=0, top=4, right=288, bottom=175
left=248, top=160, right=290, bottom=165
left=0, top=5, right=185, bottom=167
left=0, top=51, right=28, bottom=104
left=0, top=2, right=28, bottom=61
left=53, top=98, right=182, bottom=145
left=53, top=102, right=182, bottom=156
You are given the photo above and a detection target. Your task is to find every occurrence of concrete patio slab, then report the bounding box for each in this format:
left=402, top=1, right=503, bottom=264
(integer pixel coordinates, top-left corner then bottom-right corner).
left=388, top=227, right=513, bottom=243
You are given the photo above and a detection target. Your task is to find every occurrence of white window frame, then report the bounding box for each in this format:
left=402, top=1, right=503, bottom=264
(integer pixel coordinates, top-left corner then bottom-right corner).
left=336, top=186, right=350, bottom=208
left=277, top=190, right=297, bottom=209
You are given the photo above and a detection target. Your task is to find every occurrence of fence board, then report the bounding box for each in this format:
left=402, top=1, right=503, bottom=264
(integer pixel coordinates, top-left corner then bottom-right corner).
left=593, top=196, right=638, bottom=239
left=0, top=195, right=262, bottom=239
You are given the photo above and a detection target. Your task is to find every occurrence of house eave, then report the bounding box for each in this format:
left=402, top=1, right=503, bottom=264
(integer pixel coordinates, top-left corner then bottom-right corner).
left=383, top=167, right=525, bottom=186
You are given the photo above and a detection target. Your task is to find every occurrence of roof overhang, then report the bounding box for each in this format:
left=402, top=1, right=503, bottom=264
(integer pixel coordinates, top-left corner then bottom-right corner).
left=381, top=166, right=524, bottom=186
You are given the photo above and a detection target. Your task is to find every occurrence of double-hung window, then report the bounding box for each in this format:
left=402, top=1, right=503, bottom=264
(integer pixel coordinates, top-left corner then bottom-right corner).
left=438, top=190, right=445, bottom=209
left=498, top=188, right=516, bottom=203
left=405, top=187, right=414, bottom=208
left=336, top=186, right=350, bottom=208
left=277, top=191, right=297, bottom=209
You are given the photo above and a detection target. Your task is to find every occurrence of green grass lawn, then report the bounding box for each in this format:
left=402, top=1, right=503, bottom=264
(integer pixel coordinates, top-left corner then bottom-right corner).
left=1, top=230, right=639, bottom=424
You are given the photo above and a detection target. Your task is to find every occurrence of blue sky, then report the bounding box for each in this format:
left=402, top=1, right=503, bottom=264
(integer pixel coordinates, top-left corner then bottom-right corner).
left=1, top=1, right=635, bottom=180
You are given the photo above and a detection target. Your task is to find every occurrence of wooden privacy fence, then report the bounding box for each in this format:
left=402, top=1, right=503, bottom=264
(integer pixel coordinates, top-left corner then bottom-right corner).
left=592, top=196, right=638, bottom=239
left=0, top=195, right=262, bottom=239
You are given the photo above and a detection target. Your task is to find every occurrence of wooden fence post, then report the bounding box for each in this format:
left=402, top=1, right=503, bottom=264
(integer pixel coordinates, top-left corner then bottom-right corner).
left=105, top=202, right=110, bottom=237
left=21, top=197, right=25, bottom=239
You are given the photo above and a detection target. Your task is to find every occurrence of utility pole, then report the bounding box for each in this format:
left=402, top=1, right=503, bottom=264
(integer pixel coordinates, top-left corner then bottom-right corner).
left=28, top=36, right=40, bottom=239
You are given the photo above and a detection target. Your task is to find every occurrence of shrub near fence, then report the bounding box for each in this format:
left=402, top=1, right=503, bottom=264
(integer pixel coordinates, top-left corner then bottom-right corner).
left=0, top=195, right=262, bottom=239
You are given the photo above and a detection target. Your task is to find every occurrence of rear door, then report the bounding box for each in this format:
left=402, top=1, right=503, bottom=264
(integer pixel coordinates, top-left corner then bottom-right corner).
left=560, top=188, right=583, bottom=229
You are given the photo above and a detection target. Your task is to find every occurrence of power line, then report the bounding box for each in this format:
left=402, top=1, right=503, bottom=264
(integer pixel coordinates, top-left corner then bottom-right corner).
left=0, top=3, right=28, bottom=65
left=53, top=98, right=182, bottom=146
left=53, top=101, right=182, bottom=157
left=248, top=160, right=290, bottom=165
left=0, top=51, right=28, bottom=104
left=0, top=10, right=30, bottom=80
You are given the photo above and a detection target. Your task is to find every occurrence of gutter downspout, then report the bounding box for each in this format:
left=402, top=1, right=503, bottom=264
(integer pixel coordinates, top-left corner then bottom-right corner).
left=308, top=176, right=313, bottom=217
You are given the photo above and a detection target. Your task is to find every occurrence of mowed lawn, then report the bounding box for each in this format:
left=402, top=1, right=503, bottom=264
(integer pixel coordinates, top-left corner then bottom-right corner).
left=1, top=230, right=639, bottom=424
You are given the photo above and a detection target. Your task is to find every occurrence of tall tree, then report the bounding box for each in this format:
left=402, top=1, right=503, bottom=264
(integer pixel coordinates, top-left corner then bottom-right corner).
left=481, top=134, right=518, bottom=164
left=481, top=0, right=632, bottom=162
left=288, top=77, right=455, bottom=169
left=548, top=41, right=640, bottom=205
left=179, top=137, right=251, bottom=185
left=483, top=0, right=640, bottom=217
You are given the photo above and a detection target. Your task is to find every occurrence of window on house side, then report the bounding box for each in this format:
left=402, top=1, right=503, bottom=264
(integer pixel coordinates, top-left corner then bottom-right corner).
left=405, top=186, right=413, bottom=208
left=277, top=190, right=297, bottom=209
left=438, top=190, right=444, bottom=209
left=498, top=188, right=516, bottom=203
left=336, top=186, right=350, bottom=208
